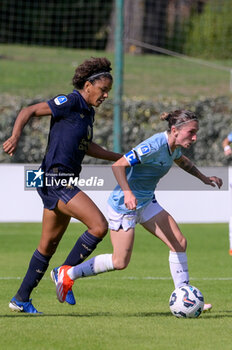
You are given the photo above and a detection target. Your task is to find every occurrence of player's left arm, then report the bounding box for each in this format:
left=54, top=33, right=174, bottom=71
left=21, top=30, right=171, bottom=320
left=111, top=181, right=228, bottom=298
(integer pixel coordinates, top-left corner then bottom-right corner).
left=86, top=142, right=122, bottom=161
left=174, top=155, right=223, bottom=189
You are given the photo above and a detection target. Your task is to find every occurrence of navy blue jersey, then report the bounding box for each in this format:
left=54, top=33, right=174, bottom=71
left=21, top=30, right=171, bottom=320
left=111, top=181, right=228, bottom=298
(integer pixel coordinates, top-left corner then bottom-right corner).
left=42, top=90, right=94, bottom=176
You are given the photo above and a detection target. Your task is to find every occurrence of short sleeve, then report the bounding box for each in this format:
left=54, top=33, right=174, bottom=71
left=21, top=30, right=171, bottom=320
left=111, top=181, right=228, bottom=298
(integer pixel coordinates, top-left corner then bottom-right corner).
left=133, top=142, right=153, bottom=164
left=47, top=93, right=80, bottom=118
left=124, top=150, right=140, bottom=166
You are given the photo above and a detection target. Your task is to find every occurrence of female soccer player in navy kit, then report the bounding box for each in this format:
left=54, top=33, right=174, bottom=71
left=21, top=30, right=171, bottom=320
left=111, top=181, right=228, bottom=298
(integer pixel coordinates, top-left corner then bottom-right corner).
left=3, top=57, right=121, bottom=314
left=55, top=110, right=222, bottom=312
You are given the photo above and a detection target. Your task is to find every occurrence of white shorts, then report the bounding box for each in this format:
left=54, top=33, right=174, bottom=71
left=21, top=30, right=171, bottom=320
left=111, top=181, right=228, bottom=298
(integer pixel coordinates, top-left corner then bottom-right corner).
left=107, top=199, right=163, bottom=231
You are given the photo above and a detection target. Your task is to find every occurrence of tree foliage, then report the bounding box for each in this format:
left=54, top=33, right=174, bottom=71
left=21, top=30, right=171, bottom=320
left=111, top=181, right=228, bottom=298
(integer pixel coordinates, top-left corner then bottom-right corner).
left=185, top=0, right=232, bottom=59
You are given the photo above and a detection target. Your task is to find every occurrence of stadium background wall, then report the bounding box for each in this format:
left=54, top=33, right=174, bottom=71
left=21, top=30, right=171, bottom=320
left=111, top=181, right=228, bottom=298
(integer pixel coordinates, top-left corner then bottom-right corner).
left=0, top=164, right=230, bottom=223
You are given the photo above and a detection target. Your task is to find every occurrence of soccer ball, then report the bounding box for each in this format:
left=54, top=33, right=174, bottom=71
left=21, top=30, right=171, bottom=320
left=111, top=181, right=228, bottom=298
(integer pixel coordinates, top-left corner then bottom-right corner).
left=169, top=285, right=204, bottom=318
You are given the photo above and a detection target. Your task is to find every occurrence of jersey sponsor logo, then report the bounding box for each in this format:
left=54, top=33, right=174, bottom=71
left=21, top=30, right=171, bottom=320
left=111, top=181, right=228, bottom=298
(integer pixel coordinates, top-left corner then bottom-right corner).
left=137, top=144, right=150, bottom=156
left=54, top=95, right=68, bottom=105
left=124, top=150, right=139, bottom=166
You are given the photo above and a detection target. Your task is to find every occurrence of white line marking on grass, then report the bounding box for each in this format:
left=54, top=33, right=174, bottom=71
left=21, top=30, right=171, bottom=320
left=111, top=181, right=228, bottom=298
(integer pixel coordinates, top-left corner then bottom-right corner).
left=121, top=277, right=232, bottom=281
left=1, top=276, right=232, bottom=281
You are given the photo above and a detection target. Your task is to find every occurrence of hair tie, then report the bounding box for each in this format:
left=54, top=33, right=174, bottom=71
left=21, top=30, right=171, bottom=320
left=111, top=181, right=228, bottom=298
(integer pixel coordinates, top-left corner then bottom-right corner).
left=87, top=72, right=112, bottom=81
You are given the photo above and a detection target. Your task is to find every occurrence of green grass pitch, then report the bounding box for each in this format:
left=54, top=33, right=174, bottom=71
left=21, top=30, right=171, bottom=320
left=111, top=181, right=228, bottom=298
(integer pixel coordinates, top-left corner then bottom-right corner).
left=0, top=44, right=231, bottom=100
left=1, top=222, right=232, bottom=350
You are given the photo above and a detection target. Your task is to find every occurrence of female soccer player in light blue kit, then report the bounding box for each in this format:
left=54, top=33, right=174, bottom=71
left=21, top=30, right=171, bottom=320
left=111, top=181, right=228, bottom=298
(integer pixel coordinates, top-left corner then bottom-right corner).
left=55, top=110, right=223, bottom=311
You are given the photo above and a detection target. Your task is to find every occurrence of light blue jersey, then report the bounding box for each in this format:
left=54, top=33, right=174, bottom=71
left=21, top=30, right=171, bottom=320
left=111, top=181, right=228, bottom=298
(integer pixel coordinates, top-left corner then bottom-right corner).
left=108, top=131, right=182, bottom=214
left=228, top=132, right=232, bottom=142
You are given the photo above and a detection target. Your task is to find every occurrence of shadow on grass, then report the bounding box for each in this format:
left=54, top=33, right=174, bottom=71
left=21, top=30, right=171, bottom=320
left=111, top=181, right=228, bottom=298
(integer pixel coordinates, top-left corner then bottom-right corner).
left=201, top=310, right=232, bottom=319
left=2, top=310, right=232, bottom=318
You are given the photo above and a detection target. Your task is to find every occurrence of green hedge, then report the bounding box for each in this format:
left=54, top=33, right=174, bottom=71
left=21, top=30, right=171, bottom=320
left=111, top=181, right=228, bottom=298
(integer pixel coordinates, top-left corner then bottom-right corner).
left=0, top=94, right=232, bottom=166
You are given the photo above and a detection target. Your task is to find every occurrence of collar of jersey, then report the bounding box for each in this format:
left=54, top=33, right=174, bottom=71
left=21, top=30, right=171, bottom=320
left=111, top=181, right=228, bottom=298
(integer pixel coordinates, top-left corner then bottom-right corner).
left=73, top=89, right=92, bottom=112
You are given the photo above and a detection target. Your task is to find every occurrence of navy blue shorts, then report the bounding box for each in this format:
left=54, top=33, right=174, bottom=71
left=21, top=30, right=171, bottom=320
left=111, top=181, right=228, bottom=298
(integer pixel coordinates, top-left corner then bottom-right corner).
left=37, top=168, right=81, bottom=210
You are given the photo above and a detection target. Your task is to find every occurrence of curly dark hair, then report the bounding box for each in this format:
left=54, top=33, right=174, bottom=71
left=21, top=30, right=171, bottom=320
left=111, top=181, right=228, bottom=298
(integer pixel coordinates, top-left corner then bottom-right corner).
left=72, top=57, right=113, bottom=89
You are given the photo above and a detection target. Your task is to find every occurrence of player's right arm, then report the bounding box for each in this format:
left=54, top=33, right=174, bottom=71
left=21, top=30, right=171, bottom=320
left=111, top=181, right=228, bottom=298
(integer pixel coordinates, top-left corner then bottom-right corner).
left=112, top=156, right=138, bottom=210
left=3, top=102, right=52, bottom=156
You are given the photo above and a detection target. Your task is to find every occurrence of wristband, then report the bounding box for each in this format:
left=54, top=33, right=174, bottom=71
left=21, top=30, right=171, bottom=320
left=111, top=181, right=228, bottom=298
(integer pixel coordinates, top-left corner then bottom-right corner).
left=224, top=145, right=231, bottom=152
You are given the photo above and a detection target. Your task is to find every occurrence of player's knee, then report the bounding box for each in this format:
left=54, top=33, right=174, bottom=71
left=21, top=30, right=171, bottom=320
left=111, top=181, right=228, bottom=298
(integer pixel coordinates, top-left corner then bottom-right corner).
left=39, top=239, right=59, bottom=256
left=179, top=236, right=187, bottom=251
left=88, top=218, right=108, bottom=238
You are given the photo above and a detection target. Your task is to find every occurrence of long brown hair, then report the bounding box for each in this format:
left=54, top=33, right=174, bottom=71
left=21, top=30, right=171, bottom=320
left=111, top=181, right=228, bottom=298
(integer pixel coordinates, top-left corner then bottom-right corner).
left=160, top=110, right=198, bottom=131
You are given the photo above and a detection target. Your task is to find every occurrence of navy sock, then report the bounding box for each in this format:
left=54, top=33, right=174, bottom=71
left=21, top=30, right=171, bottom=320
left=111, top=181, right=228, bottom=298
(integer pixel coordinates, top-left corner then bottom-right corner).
left=63, top=230, right=102, bottom=266
left=15, top=249, right=51, bottom=302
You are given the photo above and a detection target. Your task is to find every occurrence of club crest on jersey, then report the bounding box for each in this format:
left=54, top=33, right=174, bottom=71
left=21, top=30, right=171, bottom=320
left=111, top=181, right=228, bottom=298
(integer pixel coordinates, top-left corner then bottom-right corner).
left=54, top=95, right=68, bottom=105
left=137, top=144, right=150, bottom=156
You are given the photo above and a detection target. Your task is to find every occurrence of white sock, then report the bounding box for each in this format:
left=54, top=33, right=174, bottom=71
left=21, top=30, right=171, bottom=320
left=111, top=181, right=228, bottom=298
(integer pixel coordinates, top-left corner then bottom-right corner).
left=67, top=254, right=114, bottom=280
left=169, top=251, right=189, bottom=288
